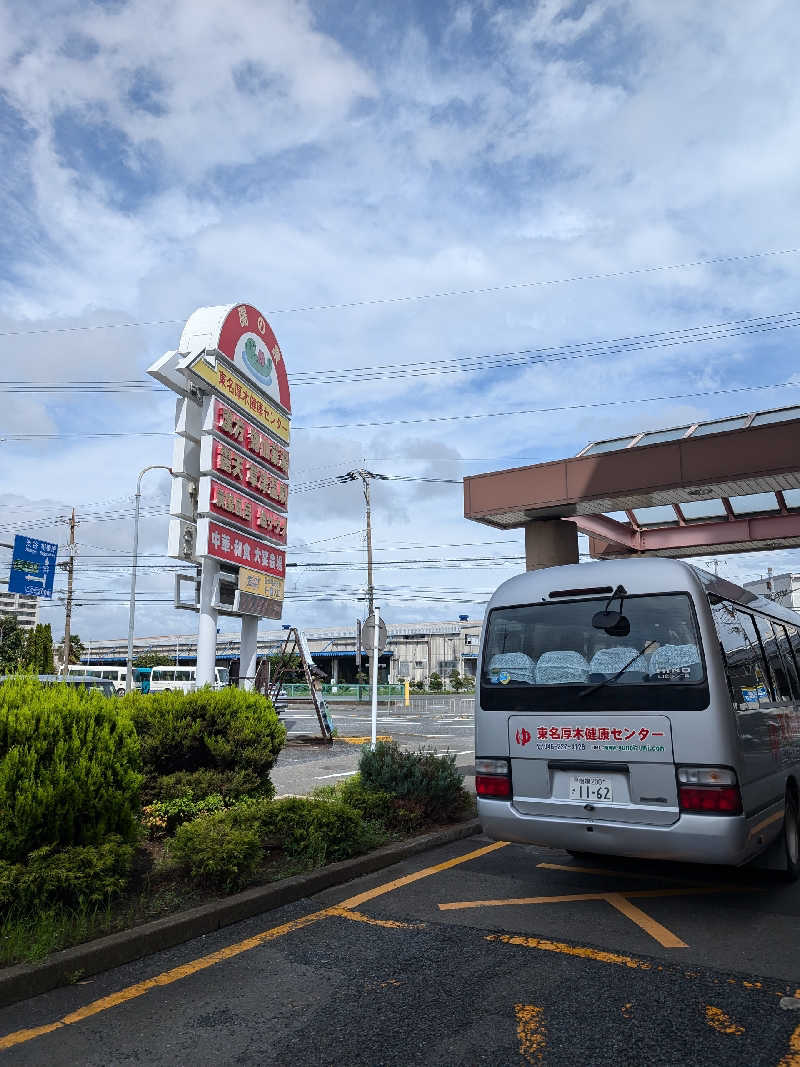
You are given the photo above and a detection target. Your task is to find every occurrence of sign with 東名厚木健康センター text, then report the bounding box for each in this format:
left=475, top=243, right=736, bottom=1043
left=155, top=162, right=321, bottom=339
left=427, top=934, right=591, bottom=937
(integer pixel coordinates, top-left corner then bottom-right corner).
left=189, top=356, right=290, bottom=444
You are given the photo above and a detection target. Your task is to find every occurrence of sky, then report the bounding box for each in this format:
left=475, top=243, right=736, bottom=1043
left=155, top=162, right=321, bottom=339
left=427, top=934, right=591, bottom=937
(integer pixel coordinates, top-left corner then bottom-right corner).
left=1, top=0, right=800, bottom=646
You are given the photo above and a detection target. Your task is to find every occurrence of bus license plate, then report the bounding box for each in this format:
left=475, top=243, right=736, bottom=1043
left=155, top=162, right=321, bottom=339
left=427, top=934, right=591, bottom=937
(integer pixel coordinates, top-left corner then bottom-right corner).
left=569, top=775, right=613, bottom=802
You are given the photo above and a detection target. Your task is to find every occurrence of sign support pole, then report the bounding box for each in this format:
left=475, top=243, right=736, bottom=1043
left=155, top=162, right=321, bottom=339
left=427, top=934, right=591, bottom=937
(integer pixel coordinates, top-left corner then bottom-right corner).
left=239, top=614, right=259, bottom=690
left=370, top=603, right=380, bottom=750
left=196, top=558, right=219, bottom=687
left=62, top=509, right=76, bottom=679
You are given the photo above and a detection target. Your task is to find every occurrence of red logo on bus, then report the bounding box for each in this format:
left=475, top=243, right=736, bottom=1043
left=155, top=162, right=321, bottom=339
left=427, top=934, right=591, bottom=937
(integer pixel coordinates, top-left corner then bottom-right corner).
left=515, top=728, right=531, bottom=747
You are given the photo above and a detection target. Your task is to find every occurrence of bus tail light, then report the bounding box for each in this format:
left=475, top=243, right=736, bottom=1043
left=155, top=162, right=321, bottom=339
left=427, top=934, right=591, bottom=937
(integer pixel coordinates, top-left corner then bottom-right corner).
left=476, top=758, right=511, bottom=799
left=677, top=766, right=742, bottom=815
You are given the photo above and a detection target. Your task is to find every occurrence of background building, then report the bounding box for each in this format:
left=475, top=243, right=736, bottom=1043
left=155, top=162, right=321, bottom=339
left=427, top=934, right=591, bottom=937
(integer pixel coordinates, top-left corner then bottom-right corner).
left=84, top=616, right=484, bottom=684
left=0, top=583, right=39, bottom=630
left=743, top=571, right=800, bottom=611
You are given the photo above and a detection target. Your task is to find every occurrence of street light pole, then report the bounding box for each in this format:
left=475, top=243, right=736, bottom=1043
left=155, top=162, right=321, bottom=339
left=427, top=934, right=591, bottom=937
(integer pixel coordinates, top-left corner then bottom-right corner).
left=127, top=465, right=172, bottom=692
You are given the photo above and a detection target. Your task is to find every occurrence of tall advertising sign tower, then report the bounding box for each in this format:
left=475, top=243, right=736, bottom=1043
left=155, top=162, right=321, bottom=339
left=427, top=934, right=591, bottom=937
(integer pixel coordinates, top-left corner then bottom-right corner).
left=148, top=304, right=291, bottom=688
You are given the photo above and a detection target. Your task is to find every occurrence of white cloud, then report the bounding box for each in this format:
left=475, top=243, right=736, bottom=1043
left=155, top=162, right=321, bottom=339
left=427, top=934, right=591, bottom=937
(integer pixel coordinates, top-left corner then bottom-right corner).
left=2, top=0, right=800, bottom=641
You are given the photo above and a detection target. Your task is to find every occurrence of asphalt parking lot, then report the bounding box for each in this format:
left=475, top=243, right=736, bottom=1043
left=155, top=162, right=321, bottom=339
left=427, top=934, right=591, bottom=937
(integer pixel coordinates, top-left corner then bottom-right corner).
left=3, top=834, right=799, bottom=1065
left=271, top=696, right=476, bottom=796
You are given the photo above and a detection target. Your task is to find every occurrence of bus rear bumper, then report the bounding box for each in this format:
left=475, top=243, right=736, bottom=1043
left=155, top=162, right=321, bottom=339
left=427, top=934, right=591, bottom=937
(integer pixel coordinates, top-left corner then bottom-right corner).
left=478, top=800, right=761, bottom=867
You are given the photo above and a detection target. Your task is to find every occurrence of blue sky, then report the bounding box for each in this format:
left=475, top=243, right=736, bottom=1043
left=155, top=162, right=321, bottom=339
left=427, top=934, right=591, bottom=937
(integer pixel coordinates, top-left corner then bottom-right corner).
left=1, top=0, right=799, bottom=642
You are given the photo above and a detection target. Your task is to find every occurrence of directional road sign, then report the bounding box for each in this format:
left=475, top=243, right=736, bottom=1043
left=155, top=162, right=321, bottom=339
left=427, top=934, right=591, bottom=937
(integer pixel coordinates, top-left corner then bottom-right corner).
left=8, top=535, right=58, bottom=598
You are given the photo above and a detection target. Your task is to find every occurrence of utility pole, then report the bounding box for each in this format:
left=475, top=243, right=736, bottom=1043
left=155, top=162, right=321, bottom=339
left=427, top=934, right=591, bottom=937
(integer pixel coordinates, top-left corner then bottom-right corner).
left=337, top=469, right=388, bottom=615
left=61, top=509, right=76, bottom=677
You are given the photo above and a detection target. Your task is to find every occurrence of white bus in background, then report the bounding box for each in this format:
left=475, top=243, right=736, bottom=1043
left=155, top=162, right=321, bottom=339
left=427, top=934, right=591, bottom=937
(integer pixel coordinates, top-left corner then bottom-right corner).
left=68, top=665, right=127, bottom=696
left=148, top=665, right=229, bottom=692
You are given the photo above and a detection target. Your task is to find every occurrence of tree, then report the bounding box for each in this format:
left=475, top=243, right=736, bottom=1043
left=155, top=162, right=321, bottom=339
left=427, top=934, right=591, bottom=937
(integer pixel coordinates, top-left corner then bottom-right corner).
left=448, top=668, right=465, bottom=692
left=24, top=623, right=55, bottom=674
left=0, top=616, right=26, bottom=673
left=133, top=652, right=174, bottom=668
left=428, top=671, right=443, bottom=692
left=57, top=633, right=85, bottom=666
left=268, top=651, right=304, bottom=682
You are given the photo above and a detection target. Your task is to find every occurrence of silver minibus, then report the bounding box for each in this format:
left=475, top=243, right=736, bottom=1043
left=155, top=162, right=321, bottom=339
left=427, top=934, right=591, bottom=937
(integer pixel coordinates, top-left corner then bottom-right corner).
left=475, top=557, right=800, bottom=879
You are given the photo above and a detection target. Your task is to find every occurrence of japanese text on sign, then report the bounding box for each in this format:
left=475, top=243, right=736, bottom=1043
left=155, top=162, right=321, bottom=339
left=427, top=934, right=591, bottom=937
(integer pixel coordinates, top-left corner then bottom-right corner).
left=214, top=400, right=290, bottom=478
left=203, top=520, right=285, bottom=577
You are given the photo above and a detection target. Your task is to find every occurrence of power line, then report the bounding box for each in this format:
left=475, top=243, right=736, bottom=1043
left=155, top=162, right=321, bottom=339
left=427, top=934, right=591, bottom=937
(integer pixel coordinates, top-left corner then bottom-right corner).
left=3, top=377, right=797, bottom=441
left=5, top=307, right=800, bottom=395
left=1, top=246, right=798, bottom=339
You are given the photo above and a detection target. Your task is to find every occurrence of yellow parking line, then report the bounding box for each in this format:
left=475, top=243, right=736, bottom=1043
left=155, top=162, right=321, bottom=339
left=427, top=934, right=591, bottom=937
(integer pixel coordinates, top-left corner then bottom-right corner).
left=778, top=1022, right=800, bottom=1067
left=0, top=839, right=504, bottom=1053
left=441, top=891, right=611, bottom=910
left=439, top=884, right=754, bottom=911
left=537, top=862, right=717, bottom=884
left=489, top=933, right=652, bottom=970
left=605, top=893, right=688, bottom=949
left=705, top=1006, right=745, bottom=1035
left=327, top=906, right=425, bottom=929
left=515, top=1004, right=547, bottom=1064
left=337, top=840, right=508, bottom=910
left=0, top=910, right=327, bottom=1052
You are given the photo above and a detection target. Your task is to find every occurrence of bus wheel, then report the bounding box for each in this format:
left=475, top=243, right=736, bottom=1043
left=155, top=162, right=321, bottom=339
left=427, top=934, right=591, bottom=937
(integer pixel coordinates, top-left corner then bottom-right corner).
left=115, top=687, right=125, bottom=697
left=783, top=787, right=800, bottom=882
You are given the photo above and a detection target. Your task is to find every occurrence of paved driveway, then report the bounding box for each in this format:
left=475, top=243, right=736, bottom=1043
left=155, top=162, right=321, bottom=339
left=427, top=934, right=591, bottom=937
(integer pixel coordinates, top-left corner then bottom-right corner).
left=3, top=834, right=799, bottom=1065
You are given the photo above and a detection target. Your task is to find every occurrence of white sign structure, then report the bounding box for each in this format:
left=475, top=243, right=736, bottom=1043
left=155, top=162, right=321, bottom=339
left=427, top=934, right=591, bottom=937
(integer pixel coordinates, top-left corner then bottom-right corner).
left=147, top=304, right=292, bottom=689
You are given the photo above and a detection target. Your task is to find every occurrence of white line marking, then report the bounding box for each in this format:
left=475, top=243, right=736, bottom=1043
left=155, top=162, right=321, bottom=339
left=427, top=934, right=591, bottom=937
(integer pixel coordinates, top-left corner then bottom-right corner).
left=314, top=771, right=358, bottom=780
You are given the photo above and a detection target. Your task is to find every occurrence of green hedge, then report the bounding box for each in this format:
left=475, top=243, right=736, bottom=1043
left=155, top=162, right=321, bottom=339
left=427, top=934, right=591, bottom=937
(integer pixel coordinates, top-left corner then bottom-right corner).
left=167, top=795, right=379, bottom=892
left=0, top=678, right=142, bottom=861
left=0, top=837, right=134, bottom=911
left=358, top=741, right=470, bottom=822
left=122, top=687, right=285, bottom=803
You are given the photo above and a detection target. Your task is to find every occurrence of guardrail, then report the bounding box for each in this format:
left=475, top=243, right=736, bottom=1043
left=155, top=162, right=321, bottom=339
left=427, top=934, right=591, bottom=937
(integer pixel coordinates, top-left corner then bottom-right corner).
left=283, top=683, right=406, bottom=701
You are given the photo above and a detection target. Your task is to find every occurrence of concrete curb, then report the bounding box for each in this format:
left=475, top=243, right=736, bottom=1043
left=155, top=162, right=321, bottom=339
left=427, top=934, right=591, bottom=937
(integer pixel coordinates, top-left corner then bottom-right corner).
left=0, top=818, right=482, bottom=1009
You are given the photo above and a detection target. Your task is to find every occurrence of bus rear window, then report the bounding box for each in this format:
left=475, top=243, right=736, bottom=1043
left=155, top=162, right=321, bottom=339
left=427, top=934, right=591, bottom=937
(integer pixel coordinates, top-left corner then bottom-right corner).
left=481, top=593, right=708, bottom=712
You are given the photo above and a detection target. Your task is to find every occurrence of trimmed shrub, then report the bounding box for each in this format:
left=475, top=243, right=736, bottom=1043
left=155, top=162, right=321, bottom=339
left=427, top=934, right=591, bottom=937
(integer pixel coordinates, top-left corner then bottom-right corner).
left=315, top=775, right=424, bottom=833
left=0, top=836, right=134, bottom=911
left=168, top=813, right=263, bottom=893
left=122, top=688, right=285, bottom=802
left=0, top=678, right=142, bottom=861
left=358, top=741, right=470, bottom=823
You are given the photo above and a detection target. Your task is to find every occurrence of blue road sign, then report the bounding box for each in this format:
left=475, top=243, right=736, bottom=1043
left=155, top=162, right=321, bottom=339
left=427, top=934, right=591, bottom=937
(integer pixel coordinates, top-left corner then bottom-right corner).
left=8, top=535, right=58, bottom=599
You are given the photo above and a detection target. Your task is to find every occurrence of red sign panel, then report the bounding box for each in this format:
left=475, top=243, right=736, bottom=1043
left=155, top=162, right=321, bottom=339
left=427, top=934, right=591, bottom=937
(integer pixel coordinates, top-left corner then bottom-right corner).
left=204, top=520, right=285, bottom=577
left=207, top=479, right=287, bottom=544
left=213, top=399, right=289, bottom=479
left=211, top=438, right=288, bottom=510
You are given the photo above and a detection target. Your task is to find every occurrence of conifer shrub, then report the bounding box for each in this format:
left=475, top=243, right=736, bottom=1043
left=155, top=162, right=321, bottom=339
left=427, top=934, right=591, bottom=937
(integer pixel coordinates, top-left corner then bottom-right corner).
left=314, top=775, right=424, bottom=833
left=167, top=811, right=264, bottom=893
left=0, top=837, right=134, bottom=911
left=0, top=678, right=142, bottom=861
left=234, top=796, right=369, bottom=864
left=358, top=741, right=470, bottom=823
left=122, top=687, right=285, bottom=803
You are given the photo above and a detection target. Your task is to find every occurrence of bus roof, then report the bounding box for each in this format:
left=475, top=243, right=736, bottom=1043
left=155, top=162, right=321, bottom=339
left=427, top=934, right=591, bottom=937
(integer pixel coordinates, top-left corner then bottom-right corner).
left=486, top=556, right=800, bottom=628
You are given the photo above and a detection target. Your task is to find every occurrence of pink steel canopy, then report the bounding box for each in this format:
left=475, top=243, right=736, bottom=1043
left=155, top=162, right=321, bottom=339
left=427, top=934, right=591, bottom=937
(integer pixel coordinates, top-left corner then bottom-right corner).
left=463, top=403, right=800, bottom=559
